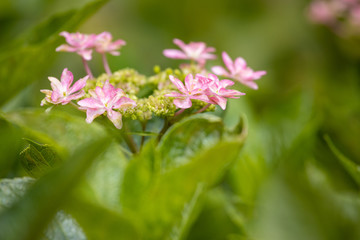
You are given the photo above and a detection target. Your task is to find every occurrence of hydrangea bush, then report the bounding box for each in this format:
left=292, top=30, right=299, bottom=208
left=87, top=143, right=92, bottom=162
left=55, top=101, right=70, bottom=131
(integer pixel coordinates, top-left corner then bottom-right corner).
left=40, top=31, right=265, bottom=152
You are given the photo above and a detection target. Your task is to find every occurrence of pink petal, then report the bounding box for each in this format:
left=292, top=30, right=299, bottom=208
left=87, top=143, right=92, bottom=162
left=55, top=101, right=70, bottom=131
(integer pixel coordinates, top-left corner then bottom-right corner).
left=112, top=39, right=126, bottom=47
left=173, top=98, right=192, bottom=109
left=113, top=97, right=136, bottom=109
left=78, top=98, right=104, bottom=109
left=169, top=75, right=187, bottom=93
left=173, top=39, right=187, bottom=51
left=48, top=77, right=63, bottom=93
left=218, top=88, right=244, bottom=98
left=78, top=49, right=93, bottom=61
left=201, top=53, right=217, bottom=60
left=69, top=76, right=88, bottom=94
left=219, top=79, right=235, bottom=88
left=242, top=81, right=259, bottom=90
left=102, top=80, right=116, bottom=101
left=60, top=68, right=73, bottom=91
left=95, top=86, right=105, bottom=102
left=107, top=109, right=123, bottom=129
left=252, top=70, right=267, bottom=80
left=184, top=74, right=194, bottom=91
left=65, top=90, right=85, bottom=101
left=165, top=92, right=186, bottom=98
left=191, top=94, right=211, bottom=103
left=109, top=51, right=120, bottom=56
left=210, top=96, right=227, bottom=110
left=206, top=47, right=216, bottom=53
left=56, top=44, right=76, bottom=52
left=222, top=52, right=235, bottom=74
left=85, top=108, right=106, bottom=124
left=163, top=49, right=188, bottom=59
left=50, top=90, right=61, bottom=103
left=234, top=57, right=247, bottom=70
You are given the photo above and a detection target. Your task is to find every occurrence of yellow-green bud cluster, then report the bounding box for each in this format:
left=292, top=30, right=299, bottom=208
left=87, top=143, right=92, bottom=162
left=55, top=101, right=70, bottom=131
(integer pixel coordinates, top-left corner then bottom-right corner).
left=81, top=66, right=215, bottom=122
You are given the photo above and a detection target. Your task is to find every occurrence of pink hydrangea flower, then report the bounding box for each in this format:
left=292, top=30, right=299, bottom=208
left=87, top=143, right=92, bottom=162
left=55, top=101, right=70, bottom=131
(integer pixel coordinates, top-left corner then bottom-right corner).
left=163, top=39, right=216, bottom=66
left=205, top=74, right=245, bottom=110
left=212, top=52, right=266, bottom=90
left=40, top=68, right=88, bottom=106
left=94, top=32, right=126, bottom=56
left=56, top=32, right=96, bottom=60
left=165, top=73, right=244, bottom=110
left=164, top=74, right=210, bottom=109
left=77, top=80, right=136, bottom=129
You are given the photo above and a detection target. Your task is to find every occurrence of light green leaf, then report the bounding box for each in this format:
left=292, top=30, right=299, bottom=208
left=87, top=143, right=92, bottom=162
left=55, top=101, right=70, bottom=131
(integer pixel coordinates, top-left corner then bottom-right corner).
left=121, top=134, right=246, bottom=240
left=4, top=109, right=106, bottom=156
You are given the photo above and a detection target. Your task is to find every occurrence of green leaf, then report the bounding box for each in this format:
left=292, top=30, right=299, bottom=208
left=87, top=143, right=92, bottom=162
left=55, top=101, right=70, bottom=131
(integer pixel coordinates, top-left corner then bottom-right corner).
left=324, top=135, right=360, bottom=186
left=66, top=197, right=141, bottom=240
left=20, top=139, right=62, bottom=178
left=0, top=116, right=23, bottom=177
left=0, top=136, right=111, bottom=240
left=121, top=135, right=246, bottom=240
left=157, top=114, right=224, bottom=170
left=0, top=177, right=86, bottom=240
left=4, top=109, right=106, bottom=156
left=81, top=142, right=129, bottom=208
left=0, top=0, right=109, bottom=106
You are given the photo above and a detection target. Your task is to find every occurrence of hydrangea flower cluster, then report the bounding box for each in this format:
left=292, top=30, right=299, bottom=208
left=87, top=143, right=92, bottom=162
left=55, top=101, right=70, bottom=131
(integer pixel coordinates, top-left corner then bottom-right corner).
left=41, top=32, right=266, bottom=131
left=308, top=0, right=360, bottom=36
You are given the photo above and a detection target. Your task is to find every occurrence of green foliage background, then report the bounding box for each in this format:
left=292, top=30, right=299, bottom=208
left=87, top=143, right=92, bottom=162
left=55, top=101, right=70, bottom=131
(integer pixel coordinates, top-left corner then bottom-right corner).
left=0, top=0, right=360, bottom=239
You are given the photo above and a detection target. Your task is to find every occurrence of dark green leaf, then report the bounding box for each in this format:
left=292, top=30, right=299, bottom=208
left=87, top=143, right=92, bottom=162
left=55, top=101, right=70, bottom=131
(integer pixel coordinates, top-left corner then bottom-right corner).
left=0, top=116, right=23, bottom=177
left=157, top=114, right=224, bottom=170
left=0, top=0, right=109, bottom=106
left=20, top=139, right=62, bottom=178
left=0, top=136, right=111, bottom=240
left=0, top=177, right=86, bottom=240
left=66, top=197, right=141, bottom=240
left=325, top=135, right=360, bottom=186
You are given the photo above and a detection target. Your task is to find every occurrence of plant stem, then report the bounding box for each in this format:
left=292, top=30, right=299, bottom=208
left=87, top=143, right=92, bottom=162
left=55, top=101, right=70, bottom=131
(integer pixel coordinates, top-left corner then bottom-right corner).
left=140, top=121, right=147, bottom=149
left=122, top=123, right=138, bottom=154
left=195, top=103, right=211, bottom=114
left=174, top=108, right=185, bottom=117
left=82, top=58, right=94, bottom=79
left=102, top=53, right=112, bottom=75
left=157, top=118, right=171, bottom=142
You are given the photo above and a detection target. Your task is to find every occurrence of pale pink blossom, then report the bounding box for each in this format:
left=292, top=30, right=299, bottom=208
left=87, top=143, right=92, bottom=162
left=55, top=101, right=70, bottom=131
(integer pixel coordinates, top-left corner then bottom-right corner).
left=212, top=52, right=266, bottom=90
left=77, top=80, right=136, bottom=129
left=308, top=1, right=336, bottom=24
left=163, top=39, right=216, bottom=66
left=40, top=68, right=88, bottom=106
left=56, top=32, right=96, bottom=60
left=165, top=74, right=210, bottom=109
left=94, top=32, right=126, bottom=56
left=204, top=74, right=245, bottom=110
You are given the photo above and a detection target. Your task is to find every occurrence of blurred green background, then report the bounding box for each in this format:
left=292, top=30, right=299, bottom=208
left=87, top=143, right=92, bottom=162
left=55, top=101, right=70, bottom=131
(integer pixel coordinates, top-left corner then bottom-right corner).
left=0, top=0, right=360, bottom=239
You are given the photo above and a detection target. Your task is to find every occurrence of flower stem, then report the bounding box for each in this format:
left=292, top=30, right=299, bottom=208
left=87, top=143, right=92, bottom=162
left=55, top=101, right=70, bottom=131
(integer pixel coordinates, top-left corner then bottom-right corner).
left=82, top=58, right=94, bottom=79
left=157, top=118, right=171, bottom=142
left=140, top=121, right=147, bottom=149
left=174, top=108, right=185, bottom=117
left=102, top=53, right=112, bottom=76
left=123, top=123, right=138, bottom=154
left=195, top=103, right=211, bottom=114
